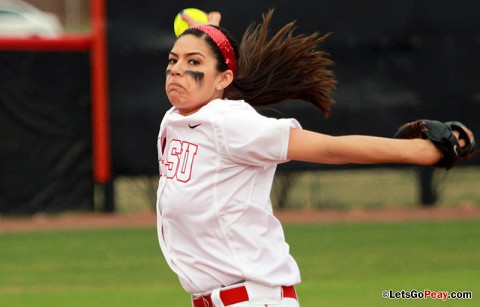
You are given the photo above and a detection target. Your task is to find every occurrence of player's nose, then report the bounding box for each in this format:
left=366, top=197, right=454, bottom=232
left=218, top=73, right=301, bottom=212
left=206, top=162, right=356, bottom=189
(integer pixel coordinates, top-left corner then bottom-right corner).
left=169, top=60, right=185, bottom=76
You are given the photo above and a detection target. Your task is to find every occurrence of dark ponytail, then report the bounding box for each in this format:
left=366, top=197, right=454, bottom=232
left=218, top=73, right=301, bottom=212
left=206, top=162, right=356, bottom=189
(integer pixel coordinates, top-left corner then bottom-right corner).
left=226, top=10, right=336, bottom=117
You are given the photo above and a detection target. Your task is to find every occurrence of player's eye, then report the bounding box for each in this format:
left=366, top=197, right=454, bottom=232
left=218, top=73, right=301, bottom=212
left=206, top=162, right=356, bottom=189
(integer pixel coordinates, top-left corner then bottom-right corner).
left=168, top=58, right=177, bottom=65
left=188, top=59, right=200, bottom=65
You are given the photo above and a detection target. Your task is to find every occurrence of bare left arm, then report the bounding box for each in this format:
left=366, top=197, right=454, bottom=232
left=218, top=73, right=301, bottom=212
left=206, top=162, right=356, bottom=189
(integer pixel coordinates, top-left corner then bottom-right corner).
left=287, top=128, right=442, bottom=165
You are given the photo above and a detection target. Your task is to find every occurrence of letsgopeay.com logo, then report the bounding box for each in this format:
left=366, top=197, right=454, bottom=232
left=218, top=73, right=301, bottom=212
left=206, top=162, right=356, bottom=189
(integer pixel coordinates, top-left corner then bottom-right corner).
left=382, top=289, right=472, bottom=301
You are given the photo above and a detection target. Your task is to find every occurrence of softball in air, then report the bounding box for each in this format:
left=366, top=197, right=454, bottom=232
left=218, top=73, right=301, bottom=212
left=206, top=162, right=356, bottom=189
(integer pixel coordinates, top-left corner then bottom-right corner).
left=174, top=8, right=208, bottom=37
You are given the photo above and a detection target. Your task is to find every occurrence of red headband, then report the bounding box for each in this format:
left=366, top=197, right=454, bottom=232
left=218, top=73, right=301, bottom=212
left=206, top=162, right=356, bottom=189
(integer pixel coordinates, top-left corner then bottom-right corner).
left=191, top=25, right=237, bottom=74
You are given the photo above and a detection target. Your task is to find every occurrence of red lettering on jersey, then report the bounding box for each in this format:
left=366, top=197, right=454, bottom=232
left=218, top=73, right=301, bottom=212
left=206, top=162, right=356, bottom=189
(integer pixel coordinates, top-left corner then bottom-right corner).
left=159, top=139, right=199, bottom=182
left=165, top=139, right=182, bottom=179
left=176, top=141, right=198, bottom=182
left=158, top=137, right=163, bottom=176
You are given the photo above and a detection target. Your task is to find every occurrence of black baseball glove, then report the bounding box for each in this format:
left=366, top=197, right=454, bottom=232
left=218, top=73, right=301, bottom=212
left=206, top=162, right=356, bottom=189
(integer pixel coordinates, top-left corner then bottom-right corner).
left=394, top=119, right=477, bottom=169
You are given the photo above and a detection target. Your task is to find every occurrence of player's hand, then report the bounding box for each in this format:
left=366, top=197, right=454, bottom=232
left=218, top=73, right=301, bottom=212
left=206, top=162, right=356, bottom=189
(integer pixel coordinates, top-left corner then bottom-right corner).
left=181, top=11, right=221, bottom=27
left=453, top=130, right=466, bottom=147
left=394, top=119, right=477, bottom=169
left=447, top=121, right=476, bottom=158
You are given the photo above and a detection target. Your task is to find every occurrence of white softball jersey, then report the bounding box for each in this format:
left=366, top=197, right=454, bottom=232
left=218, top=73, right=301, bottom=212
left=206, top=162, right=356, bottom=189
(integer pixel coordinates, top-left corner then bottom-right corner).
left=156, top=99, right=302, bottom=295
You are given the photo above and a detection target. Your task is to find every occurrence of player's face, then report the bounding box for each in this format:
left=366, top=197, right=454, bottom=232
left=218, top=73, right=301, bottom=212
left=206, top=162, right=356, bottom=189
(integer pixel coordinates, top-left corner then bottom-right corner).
left=166, top=35, right=225, bottom=116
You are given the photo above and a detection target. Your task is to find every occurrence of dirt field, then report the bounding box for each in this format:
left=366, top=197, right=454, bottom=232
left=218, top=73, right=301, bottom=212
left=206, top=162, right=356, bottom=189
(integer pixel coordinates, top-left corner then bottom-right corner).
left=1, top=206, right=480, bottom=233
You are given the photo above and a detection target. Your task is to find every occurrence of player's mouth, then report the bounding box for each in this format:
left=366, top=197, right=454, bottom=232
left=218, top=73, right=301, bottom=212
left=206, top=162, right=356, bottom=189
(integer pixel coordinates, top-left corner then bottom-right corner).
left=167, top=82, right=185, bottom=91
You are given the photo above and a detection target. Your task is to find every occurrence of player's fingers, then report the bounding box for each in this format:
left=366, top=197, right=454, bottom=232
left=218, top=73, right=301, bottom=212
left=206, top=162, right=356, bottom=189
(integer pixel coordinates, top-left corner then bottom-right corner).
left=453, top=130, right=467, bottom=147
left=208, top=12, right=221, bottom=26
left=181, top=12, right=201, bottom=27
left=181, top=11, right=220, bottom=27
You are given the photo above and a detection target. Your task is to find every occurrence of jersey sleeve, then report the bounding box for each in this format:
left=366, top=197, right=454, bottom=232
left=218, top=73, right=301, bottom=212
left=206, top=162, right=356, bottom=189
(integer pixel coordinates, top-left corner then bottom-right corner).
left=217, top=102, right=302, bottom=166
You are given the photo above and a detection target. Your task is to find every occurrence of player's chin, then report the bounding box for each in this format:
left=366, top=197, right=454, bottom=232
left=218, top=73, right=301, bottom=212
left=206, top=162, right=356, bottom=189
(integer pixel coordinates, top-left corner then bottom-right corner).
left=167, top=92, right=185, bottom=105
left=168, top=97, right=192, bottom=112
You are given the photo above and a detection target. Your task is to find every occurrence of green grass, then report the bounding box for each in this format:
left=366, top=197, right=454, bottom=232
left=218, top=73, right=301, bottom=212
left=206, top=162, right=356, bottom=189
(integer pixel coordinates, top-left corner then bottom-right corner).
left=0, top=228, right=189, bottom=306
left=285, top=221, right=479, bottom=306
left=1, top=221, right=479, bottom=306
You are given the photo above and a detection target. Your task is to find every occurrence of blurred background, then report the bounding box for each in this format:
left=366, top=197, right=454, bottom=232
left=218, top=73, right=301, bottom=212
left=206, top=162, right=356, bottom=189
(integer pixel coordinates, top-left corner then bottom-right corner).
left=1, top=0, right=479, bottom=215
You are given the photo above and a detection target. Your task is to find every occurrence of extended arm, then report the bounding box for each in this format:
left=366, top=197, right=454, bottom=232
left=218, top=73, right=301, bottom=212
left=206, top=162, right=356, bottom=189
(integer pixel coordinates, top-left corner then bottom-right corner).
left=287, top=128, right=442, bottom=165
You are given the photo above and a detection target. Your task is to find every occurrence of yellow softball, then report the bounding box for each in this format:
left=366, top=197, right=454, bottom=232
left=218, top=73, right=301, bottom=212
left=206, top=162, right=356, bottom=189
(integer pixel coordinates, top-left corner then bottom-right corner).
left=174, top=8, right=208, bottom=37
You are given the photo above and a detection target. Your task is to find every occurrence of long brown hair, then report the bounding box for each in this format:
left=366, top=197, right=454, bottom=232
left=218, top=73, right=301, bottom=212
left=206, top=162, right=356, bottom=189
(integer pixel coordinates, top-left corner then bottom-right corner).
left=181, top=9, right=337, bottom=117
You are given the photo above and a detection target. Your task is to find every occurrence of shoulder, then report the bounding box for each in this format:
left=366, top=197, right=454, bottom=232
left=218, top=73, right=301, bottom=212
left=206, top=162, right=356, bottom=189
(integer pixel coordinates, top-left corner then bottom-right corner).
left=208, top=99, right=257, bottom=114
left=207, top=99, right=266, bottom=125
left=210, top=99, right=299, bottom=137
left=215, top=99, right=301, bottom=125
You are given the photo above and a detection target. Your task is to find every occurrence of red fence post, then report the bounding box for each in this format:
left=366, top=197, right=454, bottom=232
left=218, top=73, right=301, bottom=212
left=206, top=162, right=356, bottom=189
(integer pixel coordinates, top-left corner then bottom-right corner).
left=90, top=0, right=114, bottom=212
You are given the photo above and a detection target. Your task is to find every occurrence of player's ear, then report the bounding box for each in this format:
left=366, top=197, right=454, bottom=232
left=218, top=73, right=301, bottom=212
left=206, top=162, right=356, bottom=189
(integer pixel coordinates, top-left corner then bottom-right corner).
left=217, top=69, right=234, bottom=90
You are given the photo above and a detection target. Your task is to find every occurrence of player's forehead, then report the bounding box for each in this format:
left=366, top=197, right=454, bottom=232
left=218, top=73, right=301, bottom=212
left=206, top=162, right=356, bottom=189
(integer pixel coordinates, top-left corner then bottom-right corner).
left=170, top=34, right=214, bottom=58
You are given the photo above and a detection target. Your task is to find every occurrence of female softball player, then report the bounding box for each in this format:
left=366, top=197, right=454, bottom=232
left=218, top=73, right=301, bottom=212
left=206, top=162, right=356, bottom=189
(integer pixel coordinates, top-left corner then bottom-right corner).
left=156, top=10, right=476, bottom=307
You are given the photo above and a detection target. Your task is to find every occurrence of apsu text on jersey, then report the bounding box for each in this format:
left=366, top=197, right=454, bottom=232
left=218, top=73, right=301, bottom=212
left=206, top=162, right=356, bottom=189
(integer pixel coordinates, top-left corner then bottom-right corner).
left=158, top=138, right=199, bottom=182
